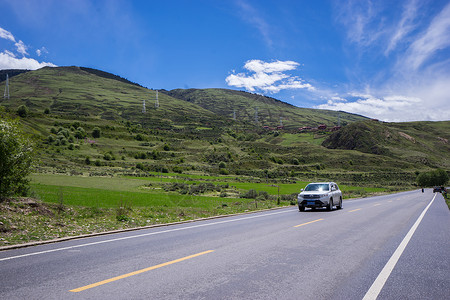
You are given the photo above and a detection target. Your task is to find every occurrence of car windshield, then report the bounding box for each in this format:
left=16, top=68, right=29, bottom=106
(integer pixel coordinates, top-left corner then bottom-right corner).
left=305, top=184, right=329, bottom=192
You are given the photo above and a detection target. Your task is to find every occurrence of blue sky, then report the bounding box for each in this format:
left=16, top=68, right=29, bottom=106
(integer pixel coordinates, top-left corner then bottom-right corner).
left=1, top=0, right=449, bottom=122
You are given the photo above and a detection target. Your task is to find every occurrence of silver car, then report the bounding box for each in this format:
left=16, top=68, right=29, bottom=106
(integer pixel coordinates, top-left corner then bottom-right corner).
left=297, top=182, right=343, bottom=212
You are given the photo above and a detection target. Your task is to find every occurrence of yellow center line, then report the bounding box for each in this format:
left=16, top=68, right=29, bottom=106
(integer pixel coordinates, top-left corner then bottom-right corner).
left=349, top=208, right=362, bottom=212
left=294, top=218, right=324, bottom=228
left=70, top=250, right=214, bottom=293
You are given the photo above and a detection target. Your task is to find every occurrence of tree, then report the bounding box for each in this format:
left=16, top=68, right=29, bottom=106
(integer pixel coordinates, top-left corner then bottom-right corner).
left=17, top=105, right=29, bottom=118
left=0, top=118, right=34, bottom=200
left=435, top=169, right=449, bottom=186
left=92, top=127, right=101, bottom=138
left=416, top=169, right=449, bottom=187
left=74, top=127, right=87, bottom=139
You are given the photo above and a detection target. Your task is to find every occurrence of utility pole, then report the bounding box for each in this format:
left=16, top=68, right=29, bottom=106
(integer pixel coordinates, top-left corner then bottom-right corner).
left=155, top=90, right=159, bottom=108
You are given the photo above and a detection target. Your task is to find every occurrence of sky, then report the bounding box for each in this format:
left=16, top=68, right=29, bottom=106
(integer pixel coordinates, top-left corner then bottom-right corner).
left=1, top=0, right=450, bottom=122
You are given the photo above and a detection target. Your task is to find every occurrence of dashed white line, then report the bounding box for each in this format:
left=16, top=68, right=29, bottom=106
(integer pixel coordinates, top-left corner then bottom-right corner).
left=362, top=194, right=437, bottom=300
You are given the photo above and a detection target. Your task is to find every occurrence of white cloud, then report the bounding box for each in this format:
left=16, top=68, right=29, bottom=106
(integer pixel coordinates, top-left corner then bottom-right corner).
left=14, top=40, right=28, bottom=56
left=0, top=27, right=16, bottom=42
left=0, top=27, right=55, bottom=70
left=36, top=47, right=48, bottom=57
left=326, top=2, right=450, bottom=122
left=316, top=91, right=449, bottom=122
left=0, top=51, right=56, bottom=70
left=385, top=0, right=420, bottom=55
left=235, top=0, right=272, bottom=47
left=401, top=2, right=450, bottom=71
left=335, top=0, right=383, bottom=47
left=226, top=59, right=314, bottom=93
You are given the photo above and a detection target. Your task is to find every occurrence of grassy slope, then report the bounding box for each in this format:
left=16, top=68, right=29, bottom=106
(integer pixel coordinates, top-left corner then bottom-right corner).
left=165, top=88, right=366, bottom=129
left=323, top=120, right=450, bottom=169
left=3, top=66, right=223, bottom=127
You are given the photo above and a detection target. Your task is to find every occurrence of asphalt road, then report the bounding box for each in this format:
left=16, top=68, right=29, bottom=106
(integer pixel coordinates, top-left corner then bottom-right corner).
left=1, top=189, right=449, bottom=299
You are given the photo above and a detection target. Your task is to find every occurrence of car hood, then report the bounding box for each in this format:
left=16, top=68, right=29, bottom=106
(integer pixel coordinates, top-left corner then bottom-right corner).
left=299, top=191, right=329, bottom=195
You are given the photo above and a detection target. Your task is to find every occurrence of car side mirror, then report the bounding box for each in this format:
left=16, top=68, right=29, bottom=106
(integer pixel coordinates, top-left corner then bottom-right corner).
left=301, top=189, right=304, bottom=192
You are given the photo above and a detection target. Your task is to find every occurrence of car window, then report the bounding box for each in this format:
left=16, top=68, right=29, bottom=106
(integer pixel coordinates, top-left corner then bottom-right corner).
left=305, top=184, right=329, bottom=191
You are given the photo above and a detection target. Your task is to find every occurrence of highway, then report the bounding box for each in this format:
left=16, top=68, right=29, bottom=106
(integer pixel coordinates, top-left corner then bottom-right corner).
left=1, top=189, right=449, bottom=299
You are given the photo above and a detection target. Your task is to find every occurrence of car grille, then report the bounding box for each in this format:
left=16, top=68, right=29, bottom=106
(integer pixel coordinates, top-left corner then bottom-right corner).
left=303, top=194, right=321, bottom=199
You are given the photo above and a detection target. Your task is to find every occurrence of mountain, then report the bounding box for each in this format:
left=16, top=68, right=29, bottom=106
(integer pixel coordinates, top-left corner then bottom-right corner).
left=164, top=88, right=366, bottom=129
left=323, top=120, right=450, bottom=168
left=0, top=66, right=448, bottom=187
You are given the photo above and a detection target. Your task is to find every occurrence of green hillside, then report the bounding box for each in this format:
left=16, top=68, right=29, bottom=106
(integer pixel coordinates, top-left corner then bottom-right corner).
left=0, top=66, right=448, bottom=188
left=165, top=88, right=366, bottom=129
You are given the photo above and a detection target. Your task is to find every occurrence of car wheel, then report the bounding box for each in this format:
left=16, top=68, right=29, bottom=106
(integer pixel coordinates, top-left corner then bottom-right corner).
left=327, top=198, right=333, bottom=211
left=337, top=198, right=342, bottom=210
left=299, top=206, right=305, bottom=212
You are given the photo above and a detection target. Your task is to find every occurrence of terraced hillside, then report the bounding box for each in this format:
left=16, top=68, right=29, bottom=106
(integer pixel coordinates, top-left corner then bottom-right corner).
left=165, top=88, right=365, bottom=129
left=0, top=66, right=448, bottom=187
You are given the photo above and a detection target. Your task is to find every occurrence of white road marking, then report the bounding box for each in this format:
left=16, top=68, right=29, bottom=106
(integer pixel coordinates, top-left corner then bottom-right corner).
left=0, top=209, right=294, bottom=262
left=362, top=194, right=437, bottom=300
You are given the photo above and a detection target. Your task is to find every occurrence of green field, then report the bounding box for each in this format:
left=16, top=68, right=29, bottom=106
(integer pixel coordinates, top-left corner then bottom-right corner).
left=30, top=174, right=387, bottom=208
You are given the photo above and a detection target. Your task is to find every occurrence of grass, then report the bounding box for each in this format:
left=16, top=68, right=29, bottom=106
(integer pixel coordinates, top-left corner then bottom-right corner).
left=0, top=173, right=394, bottom=247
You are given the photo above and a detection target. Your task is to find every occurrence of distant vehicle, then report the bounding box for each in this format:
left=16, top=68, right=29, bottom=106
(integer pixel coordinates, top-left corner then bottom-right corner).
left=433, top=186, right=444, bottom=193
left=297, top=182, right=342, bottom=212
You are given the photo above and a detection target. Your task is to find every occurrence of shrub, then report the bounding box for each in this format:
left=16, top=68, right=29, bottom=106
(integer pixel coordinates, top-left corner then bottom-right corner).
left=0, top=119, right=34, bottom=200
left=173, top=166, right=183, bottom=173
left=47, top=135, right=55, bottom=144
left=17, top=105, right=29, bottom=118
left=241, top=189, right=258, bottom=199
left=92, top=127, right=101, bottom=138
left=417, top=169, right=449, bottom=187
left=219, top=168, right=229, bottom=175
left=74, top=127, right=87, bottom=139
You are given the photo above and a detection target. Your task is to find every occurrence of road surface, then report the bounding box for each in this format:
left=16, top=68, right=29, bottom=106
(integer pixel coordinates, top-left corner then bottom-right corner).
left=1, top=189, right=449, bottom=299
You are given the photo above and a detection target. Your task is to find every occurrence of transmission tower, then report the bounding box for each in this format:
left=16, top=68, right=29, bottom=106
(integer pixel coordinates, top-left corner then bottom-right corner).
left=254, top=107, right=258, bottom=124
left=155, top=90, right=159, bottom=108
left=233, top=109, right=236, bottom=120
left=279, top=116, right=283, bottom=127
left=142, top=98, right=146, bottom=113
left=3, top=74, right=10, bottom=100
